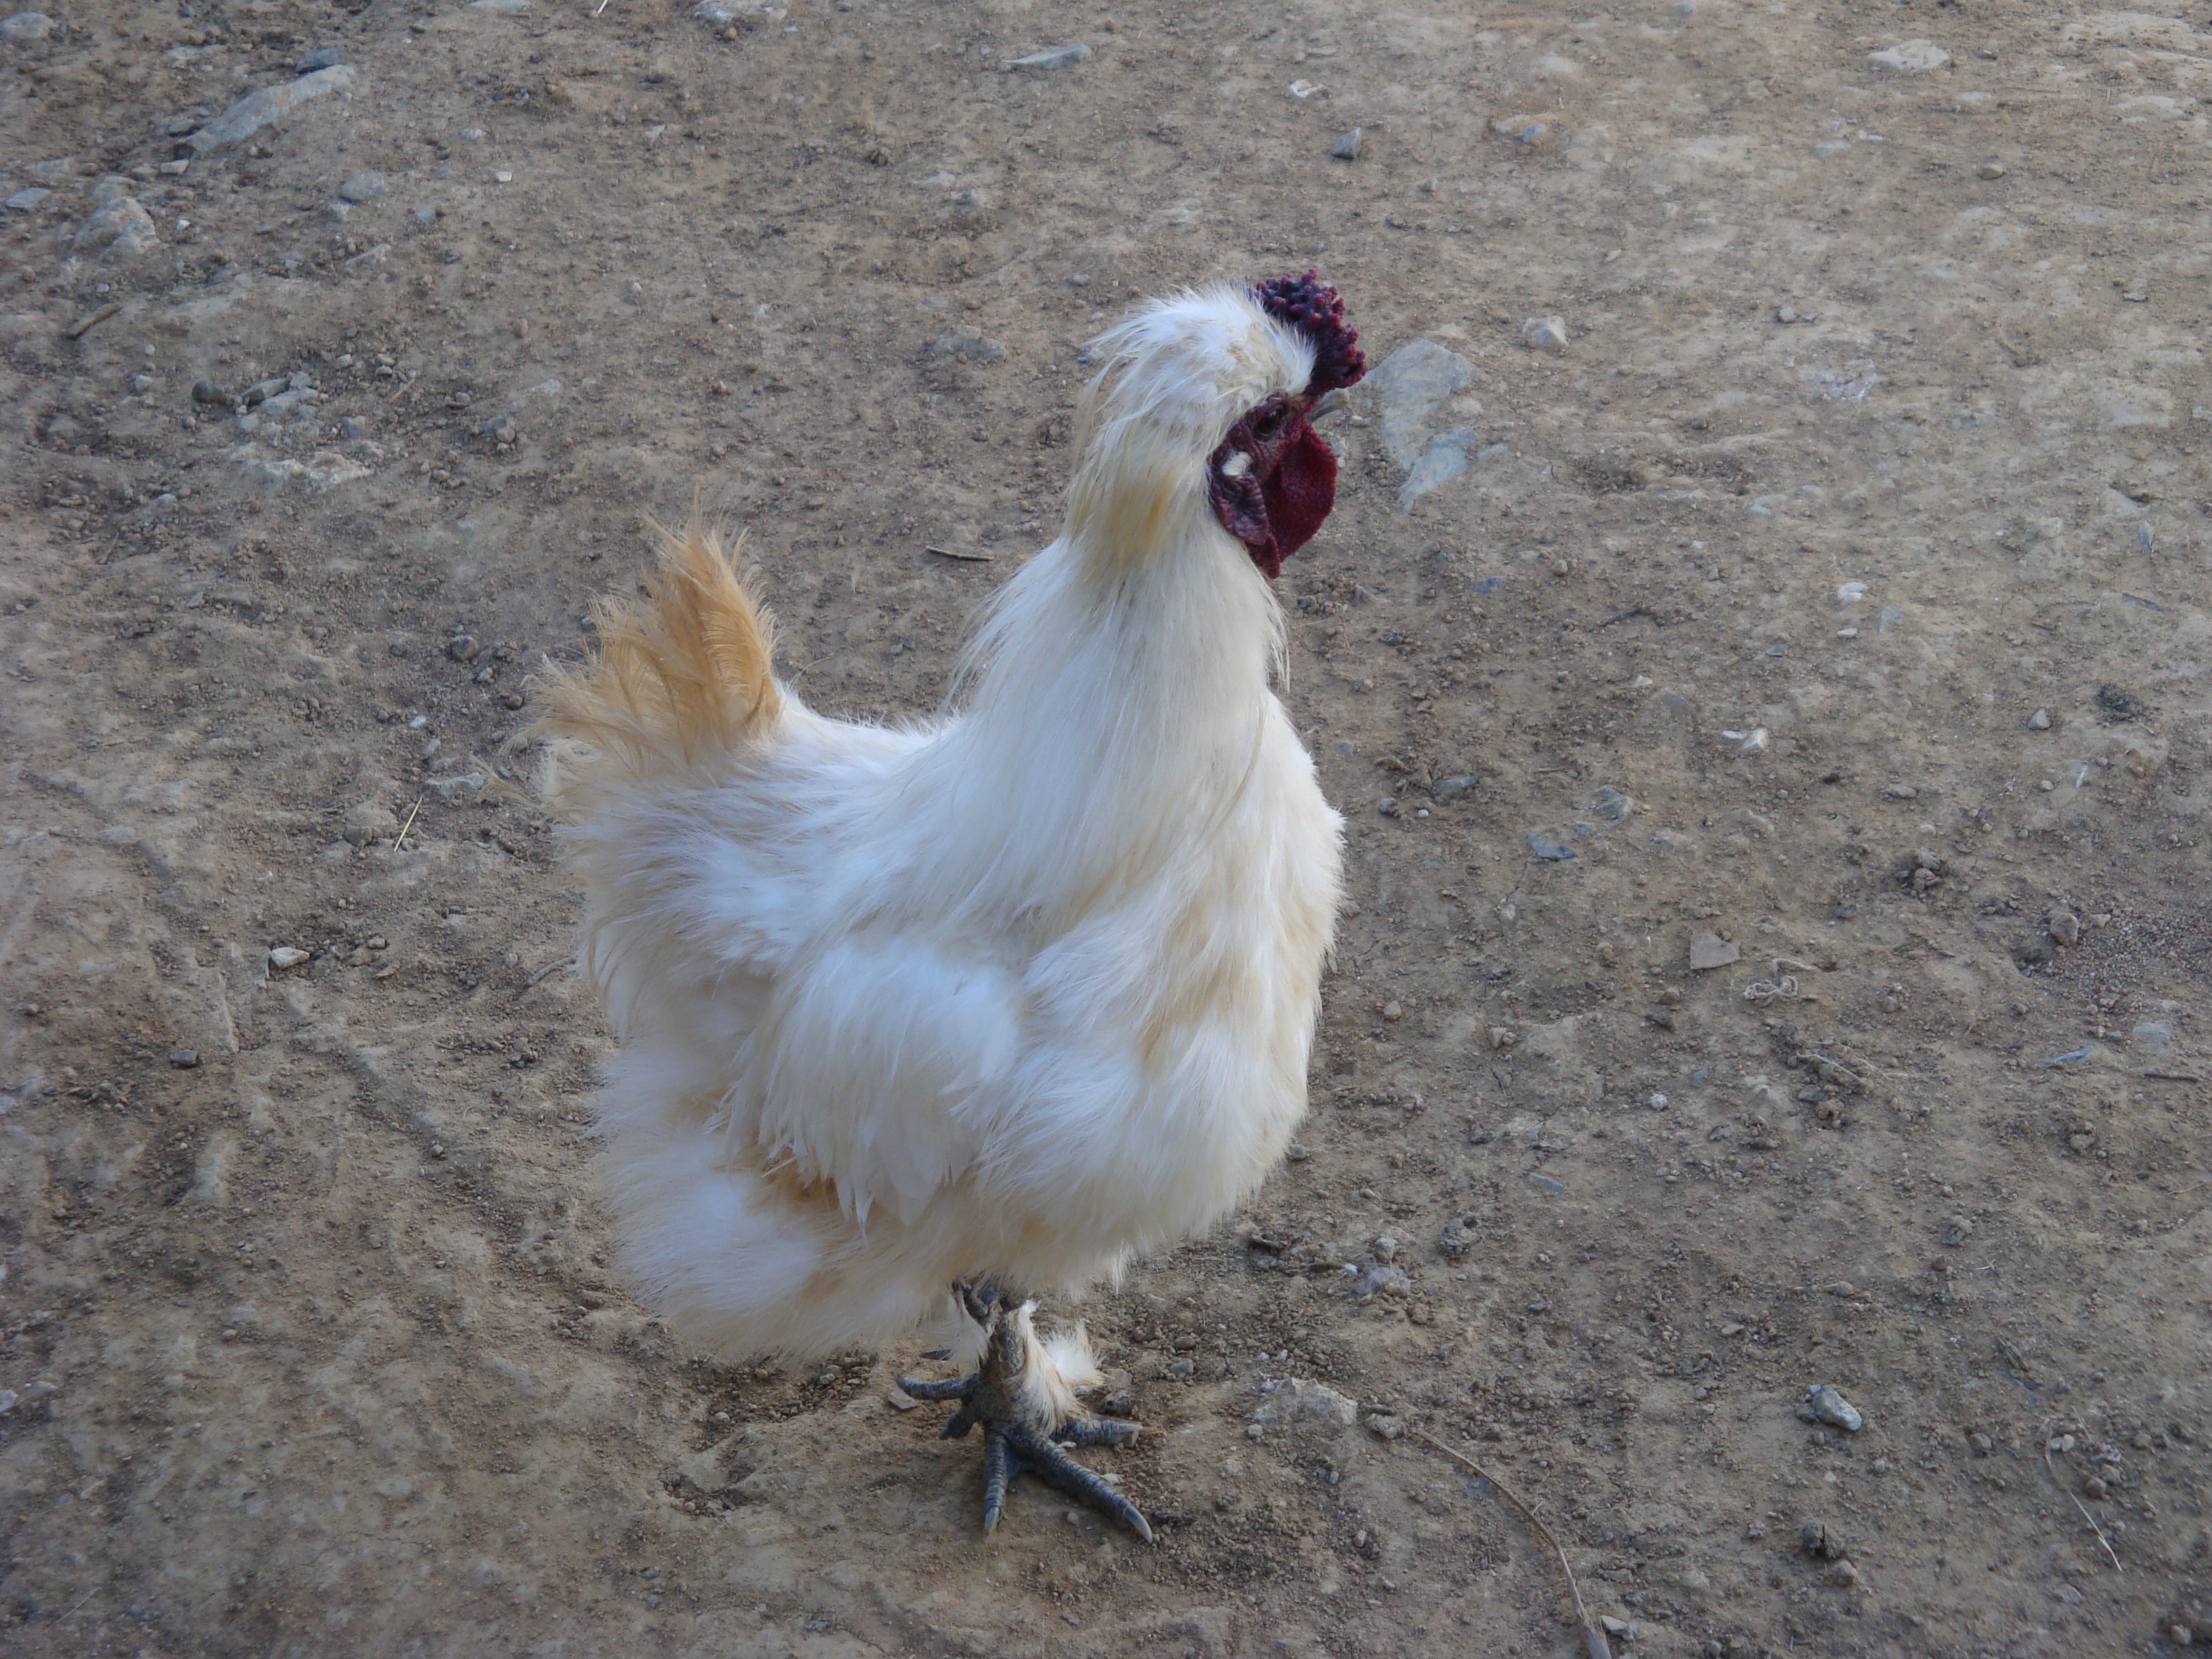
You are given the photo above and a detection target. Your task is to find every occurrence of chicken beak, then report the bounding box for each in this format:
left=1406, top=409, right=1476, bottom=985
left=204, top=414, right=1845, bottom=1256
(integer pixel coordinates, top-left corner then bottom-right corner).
left=1307, top=386, right=1353, bottom=422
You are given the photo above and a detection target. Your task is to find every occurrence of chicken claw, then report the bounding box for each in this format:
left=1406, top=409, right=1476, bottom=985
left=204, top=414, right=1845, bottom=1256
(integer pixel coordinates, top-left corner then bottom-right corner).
left=899, top=1286, right=1153, bottom=1543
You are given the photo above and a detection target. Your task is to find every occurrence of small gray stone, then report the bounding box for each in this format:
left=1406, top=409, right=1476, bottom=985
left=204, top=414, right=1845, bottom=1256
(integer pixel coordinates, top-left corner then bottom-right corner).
left=927, top=331, right=1004, bottom=363
left=2027, top=707, right=2051, bottom=730
left=1519, top=315, right=1569, bottom=352
left=1330, top=127, right=1363, bottom=161
left=1799, top=1383, right=1864, bottom=1432
left=1689, top=932, right=1740, bottom=970
left=1437, top=1218, right=1474, bottom=1259
left=424, top=772, right=486, bottom=802
left=0, top=11, right=54, bottom=43
left=1363, top=1412, right=1405, bottom=1440
left=1252, top=1377, right=1358, bottom=1428
left=1433, top=775, right=1477, bottom=802
left=337, top=170, right=385, bottom=202
left=268, top=945, right=310, bottom=970
left=1527, top=1172, right=1566, bottom=1194
left=70, top=194, right=159, bottom=259
left=447, top=634, right=480, bottom=661
left=337, top=415, right=370, bottom=440
left=1868, top=39, right=1950, bottom=74
left=191, top=64, right=356, bottom=152
left=2132, top=1021, right=2172, bottom=1055
left=1366, top=339, right=1476, bottom=487
left=297, top=45, right=346, bottom=73
left=2047, top=908, right=2081, bottom=947
left=1527, top=833, right=1575, bottom=861
left=169, top=1049, right=201, bottom=1069
left=413, top=205, right=437, bottom=226
left=1591, top=785, right=1635, bottom=823
left=4, top=187, right=48, bottom=211
left=1002, top=42, right=1089, bottom=71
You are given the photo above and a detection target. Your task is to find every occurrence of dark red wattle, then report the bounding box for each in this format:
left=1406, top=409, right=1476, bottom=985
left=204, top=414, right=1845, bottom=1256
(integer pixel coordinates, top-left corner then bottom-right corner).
left=1250, top=419, right=1337, bottom=578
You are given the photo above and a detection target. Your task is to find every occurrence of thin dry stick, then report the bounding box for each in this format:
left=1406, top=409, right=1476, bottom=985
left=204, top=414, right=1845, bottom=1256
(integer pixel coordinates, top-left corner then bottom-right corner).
left=2039, top=1418, right=2122, bottom=1573
left=1416, top=1428, right=1612, bottom=1659
left=392, top=796, right=424, bottom=853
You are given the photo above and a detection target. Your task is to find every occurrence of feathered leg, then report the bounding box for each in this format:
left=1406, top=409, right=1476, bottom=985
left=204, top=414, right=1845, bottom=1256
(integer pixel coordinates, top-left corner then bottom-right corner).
left=899, top=1283, right=1152, bottom=1542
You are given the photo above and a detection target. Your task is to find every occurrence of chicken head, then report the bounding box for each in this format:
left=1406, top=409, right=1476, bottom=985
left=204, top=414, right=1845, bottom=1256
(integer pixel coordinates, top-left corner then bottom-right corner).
left=1207, top=271, right=1367, bottom=579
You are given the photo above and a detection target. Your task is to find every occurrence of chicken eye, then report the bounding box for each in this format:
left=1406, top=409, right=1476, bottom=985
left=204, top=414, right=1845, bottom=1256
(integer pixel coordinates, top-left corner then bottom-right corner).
left=1252, top=402, right=1289, bottom=441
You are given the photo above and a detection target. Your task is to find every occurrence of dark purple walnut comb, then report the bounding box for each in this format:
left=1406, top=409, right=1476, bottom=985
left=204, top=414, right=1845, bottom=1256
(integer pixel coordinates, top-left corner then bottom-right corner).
left=1252, top=270, right=1366, bottom=392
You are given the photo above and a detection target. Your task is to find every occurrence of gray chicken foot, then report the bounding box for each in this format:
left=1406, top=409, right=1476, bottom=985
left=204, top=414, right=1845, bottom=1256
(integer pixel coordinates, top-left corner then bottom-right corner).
left=899, top=1285, right=1152, bottom=1543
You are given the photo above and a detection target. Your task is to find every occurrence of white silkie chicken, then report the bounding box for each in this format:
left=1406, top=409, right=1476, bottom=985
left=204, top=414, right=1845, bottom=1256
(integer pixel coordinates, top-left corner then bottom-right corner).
left=535, top=274, right=1366, bottom=1540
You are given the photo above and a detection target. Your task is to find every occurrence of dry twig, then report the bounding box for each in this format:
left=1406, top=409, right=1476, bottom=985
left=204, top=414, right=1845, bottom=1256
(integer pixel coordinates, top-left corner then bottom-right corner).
left=2039, top=1417, right=2123, bottom=1573
left=1415, top=1428, right=1612, bottom=1659
left=393, top=795, right=424, bottom=853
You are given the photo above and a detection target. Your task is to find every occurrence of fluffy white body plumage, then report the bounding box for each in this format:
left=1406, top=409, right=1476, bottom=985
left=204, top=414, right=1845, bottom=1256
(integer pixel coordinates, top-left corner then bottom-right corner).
left=541, top=286, right=1344, bottom=1361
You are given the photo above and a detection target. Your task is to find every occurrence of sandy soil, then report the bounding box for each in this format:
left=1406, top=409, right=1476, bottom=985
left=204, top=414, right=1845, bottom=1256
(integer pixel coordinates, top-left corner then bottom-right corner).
left=4, top=1, right=2211, bottom=1654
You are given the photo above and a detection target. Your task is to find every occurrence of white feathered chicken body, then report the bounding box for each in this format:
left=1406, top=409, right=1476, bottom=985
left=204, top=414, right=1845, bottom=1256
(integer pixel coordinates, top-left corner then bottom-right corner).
left=539, top=285, right=1349, bottom=1359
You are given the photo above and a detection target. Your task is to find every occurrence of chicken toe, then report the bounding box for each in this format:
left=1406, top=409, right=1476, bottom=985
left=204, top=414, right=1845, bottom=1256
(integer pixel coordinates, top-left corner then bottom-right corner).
left=898, top=1289, right=1151, bottom=1543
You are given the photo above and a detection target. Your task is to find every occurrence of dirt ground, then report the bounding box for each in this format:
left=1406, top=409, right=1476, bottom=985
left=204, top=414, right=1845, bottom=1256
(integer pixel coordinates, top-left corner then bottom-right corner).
left=4, top=0, right=2211, bottom=1654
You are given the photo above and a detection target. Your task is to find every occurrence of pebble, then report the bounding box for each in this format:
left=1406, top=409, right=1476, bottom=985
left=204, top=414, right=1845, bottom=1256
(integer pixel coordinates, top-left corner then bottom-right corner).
left=1978, top=161, right=2006, bottom=180
left=1519, top=315, right=1569, bottom=352
left=1490, top=116, right=1549, bottom=147
left=1330, top=127, right=1363, bottom=161
left=338, top=171, right=386, bottom=202
left=1363, top=1412, right=1404, bottom=1440
left=1433, top=775, right=1477, bottom=801
left=1437, top=1218, right=1473, bottom=1260
left=1366, top=339, right=1475, bottom=480
left=1527, top=1172, right=1565, bottom=1195
left=1867, top=39, right=1950, bottom=73
left=1600, top=1618, right=1637, bottom=1643
left=1799, top=1384, right=1864, bottom=1432
left=927, top=331, right=1004, bottom=363
left=1590, top=785, right=1635, bottom=823
left=1002, top=42, right=1089, bottom=71
left=1252, top=1377, right=1358, bottom=1428
left=2047, top=908, right=2081, bottom=947
left=5, top=187, right=49, bottom=211
left=2133, top=1021, right=2172, bottom=1056
left=1689, top=932, right=1740, bottom=970
left=885, top=1388, right=918, bottom=1412
left=2027, top=707, right=2051, bottom=730
left=297, top=45, right=346, bottom=73
left=168, top=1049, right=201, bottom=1069
left=413, top=206, right=437, bottom=226
left=70, top=195, right=160, bottom=259
left=1526, top=833, right=1575, bottom=861
left=0, top=10, right=53, bottom=43
left=447, top=634, right=480, bottom=661
left=268, top=946, right=310, bottom=970
left=1800, top=1519, right=1844, bottom=1560
left=191, top=65, right=356, bottom=152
